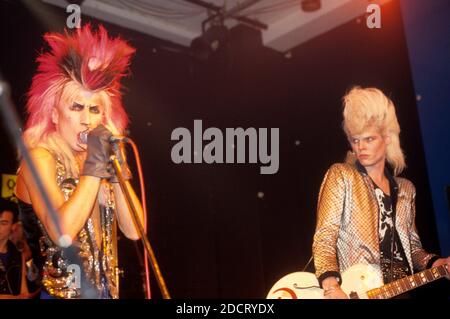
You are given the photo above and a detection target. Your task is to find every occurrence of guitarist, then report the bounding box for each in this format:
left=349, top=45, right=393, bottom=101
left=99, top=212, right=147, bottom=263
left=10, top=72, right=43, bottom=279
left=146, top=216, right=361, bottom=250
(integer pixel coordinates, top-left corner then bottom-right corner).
left=312, top=87, right=450, bottom=299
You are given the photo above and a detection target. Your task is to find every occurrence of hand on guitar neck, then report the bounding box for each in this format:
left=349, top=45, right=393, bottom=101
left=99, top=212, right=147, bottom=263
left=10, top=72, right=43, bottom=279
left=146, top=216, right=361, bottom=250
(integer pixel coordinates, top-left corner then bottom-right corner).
left=432, top=256, right=450, bottom=279
left=322, top=277, right=348, bottom=299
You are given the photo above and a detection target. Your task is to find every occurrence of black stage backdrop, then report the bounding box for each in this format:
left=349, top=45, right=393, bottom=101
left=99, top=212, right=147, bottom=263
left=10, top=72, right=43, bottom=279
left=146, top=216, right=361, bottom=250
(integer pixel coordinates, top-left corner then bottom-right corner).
left=0, top=0, right=446, bottom=299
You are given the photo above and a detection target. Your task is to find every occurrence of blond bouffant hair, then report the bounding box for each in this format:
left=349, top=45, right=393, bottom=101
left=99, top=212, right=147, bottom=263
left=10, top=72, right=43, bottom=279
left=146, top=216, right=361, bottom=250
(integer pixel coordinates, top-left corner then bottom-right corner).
left=342, top=86, right=405, bottom=175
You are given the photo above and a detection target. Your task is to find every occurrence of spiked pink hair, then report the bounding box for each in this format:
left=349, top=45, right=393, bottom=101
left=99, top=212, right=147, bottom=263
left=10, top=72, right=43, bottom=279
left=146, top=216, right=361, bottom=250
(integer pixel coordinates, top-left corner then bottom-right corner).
left=25, top=24, right=135, bottom=142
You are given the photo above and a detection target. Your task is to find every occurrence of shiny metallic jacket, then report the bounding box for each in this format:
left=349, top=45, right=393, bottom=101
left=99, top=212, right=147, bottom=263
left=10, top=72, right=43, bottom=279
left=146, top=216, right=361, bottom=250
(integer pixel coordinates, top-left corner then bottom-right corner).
left=312, top=162, right=437, bottom=284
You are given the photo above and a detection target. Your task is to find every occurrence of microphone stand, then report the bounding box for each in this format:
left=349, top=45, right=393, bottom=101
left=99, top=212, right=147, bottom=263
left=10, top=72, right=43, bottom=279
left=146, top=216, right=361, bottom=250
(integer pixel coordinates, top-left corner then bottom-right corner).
left=110, top=147, right=171, bottom=299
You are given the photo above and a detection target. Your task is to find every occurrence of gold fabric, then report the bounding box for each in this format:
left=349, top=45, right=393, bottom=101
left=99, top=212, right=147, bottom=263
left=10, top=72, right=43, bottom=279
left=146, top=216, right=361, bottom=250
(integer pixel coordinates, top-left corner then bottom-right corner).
left=312, top=163, right=436, bottom=283
left=38, top=155, right=119, bottom=298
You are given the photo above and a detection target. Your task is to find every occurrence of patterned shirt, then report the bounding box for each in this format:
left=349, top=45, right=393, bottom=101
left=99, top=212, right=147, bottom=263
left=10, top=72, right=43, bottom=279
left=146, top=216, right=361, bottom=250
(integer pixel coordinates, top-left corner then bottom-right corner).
left=374, top=185, right=412, bottom=283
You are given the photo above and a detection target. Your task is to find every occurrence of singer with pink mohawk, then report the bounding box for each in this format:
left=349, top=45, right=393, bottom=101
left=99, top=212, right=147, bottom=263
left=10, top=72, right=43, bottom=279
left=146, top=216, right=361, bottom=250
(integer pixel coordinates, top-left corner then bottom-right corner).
left=15, top=24, right=144, bottom=299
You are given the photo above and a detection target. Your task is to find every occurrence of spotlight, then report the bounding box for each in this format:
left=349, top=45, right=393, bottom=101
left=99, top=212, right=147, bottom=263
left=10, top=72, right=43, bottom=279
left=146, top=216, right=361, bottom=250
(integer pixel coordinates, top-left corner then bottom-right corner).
left=190, top=24, right=229, bottom=61
left=301, top=0, right=321, bottom=12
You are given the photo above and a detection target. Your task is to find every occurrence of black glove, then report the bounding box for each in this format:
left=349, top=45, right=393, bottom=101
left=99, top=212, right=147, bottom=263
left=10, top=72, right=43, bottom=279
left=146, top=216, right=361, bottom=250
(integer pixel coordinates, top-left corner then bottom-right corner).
left=108, top=142, right=132, bottom=183
left=81, top=124, right=113, bottom=179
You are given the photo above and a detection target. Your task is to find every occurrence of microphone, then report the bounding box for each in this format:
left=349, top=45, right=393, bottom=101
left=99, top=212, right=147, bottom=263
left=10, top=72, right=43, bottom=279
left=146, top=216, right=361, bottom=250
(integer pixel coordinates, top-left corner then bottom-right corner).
left=79, top=127, right=132, bottom=180
left=79, top=130, right=129, bottom=144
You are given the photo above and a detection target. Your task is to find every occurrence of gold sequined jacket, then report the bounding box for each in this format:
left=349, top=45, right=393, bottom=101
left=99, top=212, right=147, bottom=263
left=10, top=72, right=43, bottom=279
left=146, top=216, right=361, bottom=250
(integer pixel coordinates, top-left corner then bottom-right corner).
left=19, top=154, right=120, bottom=299
left=312, top=162, right=437, bottom=285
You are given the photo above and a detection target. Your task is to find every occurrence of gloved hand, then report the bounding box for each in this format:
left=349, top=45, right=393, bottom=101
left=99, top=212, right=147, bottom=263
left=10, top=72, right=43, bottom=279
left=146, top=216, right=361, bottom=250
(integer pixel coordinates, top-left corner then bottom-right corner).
left=108, top=142, right=132, bottom=183
left=81, top=124, right=113, bottom=179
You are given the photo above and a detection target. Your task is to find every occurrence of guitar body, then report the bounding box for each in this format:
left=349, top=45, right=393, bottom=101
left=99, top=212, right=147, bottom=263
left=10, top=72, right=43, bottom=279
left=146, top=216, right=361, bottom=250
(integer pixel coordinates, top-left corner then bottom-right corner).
left=267, top=271, right=324, bottom=299
left=267, top=264, right=383, bottom=299
left=341, top=264, right=383, bottom=299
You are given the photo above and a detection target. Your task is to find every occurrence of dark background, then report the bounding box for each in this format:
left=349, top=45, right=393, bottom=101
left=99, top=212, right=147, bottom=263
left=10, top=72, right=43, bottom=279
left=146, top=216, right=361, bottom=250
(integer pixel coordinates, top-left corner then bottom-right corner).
left=0, top=0, right=448, bottom=298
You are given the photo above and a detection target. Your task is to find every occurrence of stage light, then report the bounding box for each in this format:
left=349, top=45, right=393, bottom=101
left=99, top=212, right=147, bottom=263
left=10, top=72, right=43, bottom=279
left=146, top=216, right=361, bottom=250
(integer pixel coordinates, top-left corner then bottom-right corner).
left=190, top=24, right=230, bottom=61
left=301, top=0, right=321, bottom=12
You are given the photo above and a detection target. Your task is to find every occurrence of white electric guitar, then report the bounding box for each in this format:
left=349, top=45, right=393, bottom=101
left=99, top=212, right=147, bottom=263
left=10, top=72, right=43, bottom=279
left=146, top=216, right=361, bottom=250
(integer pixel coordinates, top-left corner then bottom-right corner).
left=267, top=263, right=449, bottom=299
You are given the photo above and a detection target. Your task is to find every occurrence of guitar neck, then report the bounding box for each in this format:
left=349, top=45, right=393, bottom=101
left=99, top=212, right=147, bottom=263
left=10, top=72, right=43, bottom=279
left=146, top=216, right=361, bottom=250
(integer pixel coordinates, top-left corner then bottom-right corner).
left=366, top=264, right=448, bottom=299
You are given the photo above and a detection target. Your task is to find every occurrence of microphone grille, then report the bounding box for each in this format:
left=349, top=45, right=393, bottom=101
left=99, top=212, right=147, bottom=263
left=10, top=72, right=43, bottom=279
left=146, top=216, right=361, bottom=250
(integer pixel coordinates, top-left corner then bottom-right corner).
left=79, top=131, right=88, bottom=144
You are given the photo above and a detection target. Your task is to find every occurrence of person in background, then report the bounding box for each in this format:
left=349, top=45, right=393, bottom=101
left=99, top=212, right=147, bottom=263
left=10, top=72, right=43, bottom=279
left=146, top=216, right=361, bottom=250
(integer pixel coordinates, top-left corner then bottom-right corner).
left=0, top=198, right=36, bottom=298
